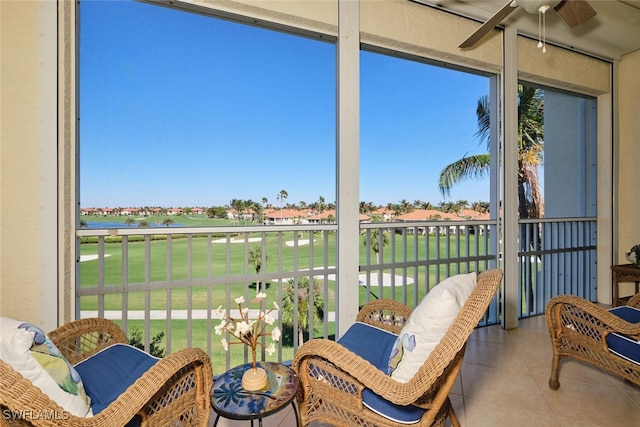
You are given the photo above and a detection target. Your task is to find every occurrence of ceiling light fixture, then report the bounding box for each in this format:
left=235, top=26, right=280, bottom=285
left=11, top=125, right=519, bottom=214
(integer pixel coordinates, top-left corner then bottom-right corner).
left=512, top=0, right=560, bottom=53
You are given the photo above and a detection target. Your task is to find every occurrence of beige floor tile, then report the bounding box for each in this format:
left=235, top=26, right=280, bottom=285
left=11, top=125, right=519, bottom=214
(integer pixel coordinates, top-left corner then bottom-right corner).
left=447, top=393, right=465, bottom=427
left=451, top=371, right=463, bottom=394
left=462, top=397, right=561, bottom=427
left=464, top=338, right=530, bottom=372
left=468, top=324, right=510, bottom=345
left=460, top=363, right=555, bottom=415
left=210, top=401, right=299, bottom=427
left=539, top=375, right=640, bottom=426
left=517, top=342, right=554, bottom=373
left=555, top=417, right=600, bottom=427
left=541, top=358, right=614, bottom=388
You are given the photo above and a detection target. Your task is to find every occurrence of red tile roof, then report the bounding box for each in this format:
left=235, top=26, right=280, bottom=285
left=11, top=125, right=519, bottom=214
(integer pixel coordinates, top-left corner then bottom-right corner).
left=396, top=209, right=459, bottom=221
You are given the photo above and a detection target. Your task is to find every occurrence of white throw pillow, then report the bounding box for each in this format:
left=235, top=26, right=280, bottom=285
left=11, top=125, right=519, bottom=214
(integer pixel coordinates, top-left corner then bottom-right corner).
left=0, top=317, right=93, bottom=417
left=388, top=272, right=477, bottom=383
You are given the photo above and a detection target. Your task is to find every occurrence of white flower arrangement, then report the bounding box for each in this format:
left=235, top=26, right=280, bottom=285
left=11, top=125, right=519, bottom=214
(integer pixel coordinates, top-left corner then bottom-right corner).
left=215, top=292, right=281, bottom=369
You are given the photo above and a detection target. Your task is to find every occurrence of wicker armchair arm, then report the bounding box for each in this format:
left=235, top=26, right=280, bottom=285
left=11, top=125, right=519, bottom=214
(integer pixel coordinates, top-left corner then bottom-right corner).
left=1, top=360, right=72, bottom=426
left=628, top=292, right=640, bottom=308
left=48, top=318, right=128, bottom=364
left=355, top=299, right=413, bottom=334
left=293, top=338, right=426, bottom=406
left=546, top=295, right=640, bottom=346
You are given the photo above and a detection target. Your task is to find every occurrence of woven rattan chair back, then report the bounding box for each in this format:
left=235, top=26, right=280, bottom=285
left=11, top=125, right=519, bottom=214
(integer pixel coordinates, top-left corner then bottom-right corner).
left=293, top=268, right=503, bottom=427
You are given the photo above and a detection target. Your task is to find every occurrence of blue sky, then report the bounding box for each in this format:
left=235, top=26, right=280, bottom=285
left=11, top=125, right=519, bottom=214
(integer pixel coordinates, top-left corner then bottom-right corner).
left=80, top=0, right=490, bottom=208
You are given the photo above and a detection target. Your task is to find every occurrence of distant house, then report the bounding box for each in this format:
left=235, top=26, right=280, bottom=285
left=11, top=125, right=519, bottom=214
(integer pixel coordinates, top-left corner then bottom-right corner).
left=120, top=207, right=139, bottom=216
left=264, top=209, right=306, bottom=225
left=226, top=208, right=258, bottom=222
left=396, top=209, right=464, bottom=235
left=307, top=209, right=369, bottom=224
left=81, top=207, right=100, bottom=216
left=396, top=209, right=459, bottom=221
left=371, top=207, right=395, bottom=221
left=458, top=209, right=490, bottom=221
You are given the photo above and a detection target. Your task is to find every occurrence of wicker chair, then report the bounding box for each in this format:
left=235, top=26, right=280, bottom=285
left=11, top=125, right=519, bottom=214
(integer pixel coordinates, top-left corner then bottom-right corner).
left=546, top=292, right=640, bottom=389
left=293, top=269, right=503, bottom=427
left=0, top=318, right=212, bottom=427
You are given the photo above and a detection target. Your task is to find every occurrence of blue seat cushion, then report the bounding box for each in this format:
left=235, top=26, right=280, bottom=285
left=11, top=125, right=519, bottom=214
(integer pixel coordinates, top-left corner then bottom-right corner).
left=74, top=344, right=159, bottom=416
left=606, top=306, right=640, bottom=366
left=337, top=322, right=425, bottom=424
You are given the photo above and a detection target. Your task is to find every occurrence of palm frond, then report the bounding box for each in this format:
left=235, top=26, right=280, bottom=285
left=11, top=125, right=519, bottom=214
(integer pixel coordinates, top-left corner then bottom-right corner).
left=438, top=154, right=490, bottom=196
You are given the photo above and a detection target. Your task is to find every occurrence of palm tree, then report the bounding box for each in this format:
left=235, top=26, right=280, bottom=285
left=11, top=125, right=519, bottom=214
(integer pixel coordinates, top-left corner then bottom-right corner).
left=317, top=196, right=325, bottom=213
left=438, top=85, right=545, bottom=220
left=398, top=199, right=412, bottom=214
left=363, top=216, right=390, bottom=287
left=250, top=200, right=264, bottom=224
left=248, top=246, right=271, bottom=293
left=456, top=200, right=469, bottom=211
left=359, top=201, right=375, bottom=215
left=162, top=218, right=174, bottom=227
left=277, top=190, right=288, bottom=223
left=230, top=198, right=246, bottom=224
left=364, top=216, right=389, bottom=265
left=438, top=201, right=458, bottom=214
left=281, top=277, right=324, bottom=345
left=471, top=201, right=485, bottom=213
left=439, top=86, right=545, bottom=311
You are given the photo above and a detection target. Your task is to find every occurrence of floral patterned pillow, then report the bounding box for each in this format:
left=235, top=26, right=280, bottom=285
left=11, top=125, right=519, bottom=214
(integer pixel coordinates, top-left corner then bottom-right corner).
left=0, top=317, right=92, bottom=417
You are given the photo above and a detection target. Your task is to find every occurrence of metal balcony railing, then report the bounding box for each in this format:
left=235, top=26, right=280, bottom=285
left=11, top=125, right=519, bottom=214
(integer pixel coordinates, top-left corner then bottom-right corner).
left=518, top=217, right=598, bottom=316
left=76, top=217, right=595, bottom=369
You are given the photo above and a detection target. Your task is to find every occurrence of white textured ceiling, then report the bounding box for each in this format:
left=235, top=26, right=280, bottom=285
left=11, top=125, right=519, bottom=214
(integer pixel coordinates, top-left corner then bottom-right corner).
left=414, top=0, right=640, bottom=59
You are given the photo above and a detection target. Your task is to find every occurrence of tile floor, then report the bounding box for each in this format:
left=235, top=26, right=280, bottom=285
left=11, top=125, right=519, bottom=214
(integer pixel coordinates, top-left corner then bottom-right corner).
left=211, top=315, right=640, bottom=426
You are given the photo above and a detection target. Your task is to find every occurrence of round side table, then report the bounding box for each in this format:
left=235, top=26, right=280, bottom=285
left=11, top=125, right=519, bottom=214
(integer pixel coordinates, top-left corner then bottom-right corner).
left=211, top=361, right=299, bottom=427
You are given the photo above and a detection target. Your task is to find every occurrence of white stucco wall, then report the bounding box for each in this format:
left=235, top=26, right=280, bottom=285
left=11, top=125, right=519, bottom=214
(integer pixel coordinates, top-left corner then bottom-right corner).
left=617, top=50, right=640, bottom=265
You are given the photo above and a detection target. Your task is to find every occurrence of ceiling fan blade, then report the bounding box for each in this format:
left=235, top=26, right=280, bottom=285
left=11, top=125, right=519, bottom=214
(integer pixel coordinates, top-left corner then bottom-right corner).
left=459, top=1, right=518, bottom=49
left=554, top=0, right=597, bottom=28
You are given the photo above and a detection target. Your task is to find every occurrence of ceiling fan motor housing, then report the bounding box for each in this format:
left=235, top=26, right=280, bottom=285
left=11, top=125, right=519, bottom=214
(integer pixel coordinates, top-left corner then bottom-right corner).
left=516, top=0, right=561, bottom=14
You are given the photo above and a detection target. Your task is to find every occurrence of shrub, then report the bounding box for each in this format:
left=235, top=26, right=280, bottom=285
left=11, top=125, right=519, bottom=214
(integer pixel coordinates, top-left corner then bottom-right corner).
left=128, top=327, right=166, bottom=358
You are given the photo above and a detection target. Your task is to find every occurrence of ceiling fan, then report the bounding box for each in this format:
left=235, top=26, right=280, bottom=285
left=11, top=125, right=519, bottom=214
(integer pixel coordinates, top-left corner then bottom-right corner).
left=459, top=0, right=597, bottom=49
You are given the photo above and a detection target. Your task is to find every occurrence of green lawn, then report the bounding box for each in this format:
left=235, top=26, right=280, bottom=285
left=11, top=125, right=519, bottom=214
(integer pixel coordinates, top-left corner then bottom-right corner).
left=81, top=214, right=231, bottom=227
left=79, top=224, right=491, bottom=362
left=121, top=318, right=336, bottom=369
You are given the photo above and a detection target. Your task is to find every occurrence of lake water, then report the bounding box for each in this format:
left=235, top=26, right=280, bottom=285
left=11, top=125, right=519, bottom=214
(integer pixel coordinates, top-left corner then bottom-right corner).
left=84, top=221, right=184, bottom=229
